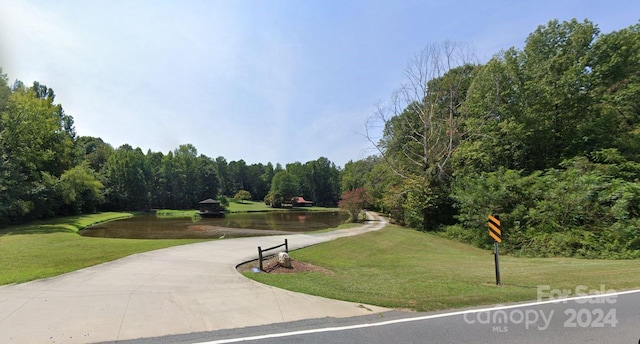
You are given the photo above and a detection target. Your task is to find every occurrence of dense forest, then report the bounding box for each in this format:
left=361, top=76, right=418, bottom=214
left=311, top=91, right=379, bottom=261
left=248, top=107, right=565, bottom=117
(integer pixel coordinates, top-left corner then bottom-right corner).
left=2, top=19, right=639, bottom=258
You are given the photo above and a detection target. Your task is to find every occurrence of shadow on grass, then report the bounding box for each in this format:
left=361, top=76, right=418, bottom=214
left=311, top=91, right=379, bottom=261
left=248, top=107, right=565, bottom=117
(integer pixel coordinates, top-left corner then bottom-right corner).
left=0, top=212, right=137, bottom=237
left=0, top=213, right=131, bottom=236
left=0, top=222, right=80, bottom=236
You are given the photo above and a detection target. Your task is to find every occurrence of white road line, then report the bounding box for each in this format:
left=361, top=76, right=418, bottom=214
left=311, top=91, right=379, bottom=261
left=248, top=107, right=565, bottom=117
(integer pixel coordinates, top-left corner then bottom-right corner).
left=199, top=288, right=640, bottom=343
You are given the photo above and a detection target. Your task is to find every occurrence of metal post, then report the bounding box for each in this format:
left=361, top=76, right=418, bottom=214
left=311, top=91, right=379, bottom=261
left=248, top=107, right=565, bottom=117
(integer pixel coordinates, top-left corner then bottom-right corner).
left=494, top=241, right=501, bottom=286
left=285, top=239, right=288, bottom=253
left=258, top=246, right=263, bottom=271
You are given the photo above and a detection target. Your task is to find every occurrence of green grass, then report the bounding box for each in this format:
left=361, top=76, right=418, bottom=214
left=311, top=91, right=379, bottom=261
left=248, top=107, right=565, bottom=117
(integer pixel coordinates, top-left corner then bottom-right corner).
left=0, top=212, right=208, bottom=285
left=156, top=209, right=197, bottom=218
left=148, top=200, right=340, bottom=215
left=226, top=200, right=340, bottom=213
left=244, top=224, right=640, bottom=312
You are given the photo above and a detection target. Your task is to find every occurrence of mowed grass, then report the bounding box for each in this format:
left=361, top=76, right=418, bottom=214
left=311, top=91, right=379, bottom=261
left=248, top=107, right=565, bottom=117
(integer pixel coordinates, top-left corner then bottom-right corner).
left=245, top=224, right=640, bottom=312
left=227, top=200, right=340, bottom=213
left=0, top=212, right=208, bottom=285
left=154, top=201, right=340, bottom=214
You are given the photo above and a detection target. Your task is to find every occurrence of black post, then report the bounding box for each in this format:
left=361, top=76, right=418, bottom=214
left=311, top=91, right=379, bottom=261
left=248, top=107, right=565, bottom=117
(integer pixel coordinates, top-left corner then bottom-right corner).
left=258, top=246, right=263, bottom=271
left=285, top=239, right=288, bottom=253
left=494, top=241, right=501, bottom=286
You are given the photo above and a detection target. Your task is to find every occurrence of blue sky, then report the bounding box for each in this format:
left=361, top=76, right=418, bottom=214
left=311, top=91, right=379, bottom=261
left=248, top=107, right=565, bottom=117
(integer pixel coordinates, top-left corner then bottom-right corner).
left=1, top=0, right=638, bottom=167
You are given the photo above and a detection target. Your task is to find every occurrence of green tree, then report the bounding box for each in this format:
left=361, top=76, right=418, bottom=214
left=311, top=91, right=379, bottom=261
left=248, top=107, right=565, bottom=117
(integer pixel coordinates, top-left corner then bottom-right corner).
left=304, top=157, right=341, bottom=206
left=76, top=136, right=113, bottom=172
left=214, top=156, right=230, bottom=195
left=144, top=150, right=165, bottom=208
left=194, top=154, right=219, bottom=203
left=60, top=162, right=104, bottom=214
left=452, top=55, right=529, bottom=174
left=456, top=19, right=604, bottom=175
left=227, top=159, right=248, bottom=196
left=159, top=144, right=218, bottom=209
left=258, top=162, right=275, bottom=201
left=588, top=23, right=640, bottom=161
left=266, top=171, right=299, bottom=207
left=368, top=42, right=476, bottom=230
left=103, top=145, right=149, bottom=210
left=0, top=80, right=75, bottom=223
left=234, top=190, right=252, bottom=203
left=341, top=156, right=379, bottom=192
left=242, top=162, right=272, bottom=201
left=285, top=161, right=309, bottom=197
left=518, top=19, right=600, bottom=170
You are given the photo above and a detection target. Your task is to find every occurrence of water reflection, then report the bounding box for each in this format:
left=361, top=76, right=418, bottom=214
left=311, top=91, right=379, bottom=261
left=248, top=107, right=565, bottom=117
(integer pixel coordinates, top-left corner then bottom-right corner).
left=80, top=211, right=348, bottom=239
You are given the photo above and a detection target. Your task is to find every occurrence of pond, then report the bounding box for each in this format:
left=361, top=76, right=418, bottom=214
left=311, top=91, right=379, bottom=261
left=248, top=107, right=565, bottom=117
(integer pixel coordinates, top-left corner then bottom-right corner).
left=80, top=211, right=349, bottom=239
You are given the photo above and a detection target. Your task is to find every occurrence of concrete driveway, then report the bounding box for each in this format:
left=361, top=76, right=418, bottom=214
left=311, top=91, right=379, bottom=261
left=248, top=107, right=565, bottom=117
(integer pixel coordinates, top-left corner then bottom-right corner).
left=0, top=213, right=388, bottom=343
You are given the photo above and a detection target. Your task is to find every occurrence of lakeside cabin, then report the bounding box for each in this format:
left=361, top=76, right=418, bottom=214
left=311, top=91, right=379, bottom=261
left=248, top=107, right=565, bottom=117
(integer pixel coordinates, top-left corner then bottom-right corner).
left=197, top=198, right=225, bottom=217
left=291, top=197, right=314, bottom=207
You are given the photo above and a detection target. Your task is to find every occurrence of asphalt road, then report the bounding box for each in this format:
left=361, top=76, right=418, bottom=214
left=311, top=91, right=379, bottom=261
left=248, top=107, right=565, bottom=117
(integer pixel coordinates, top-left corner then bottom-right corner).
left=114, top=289, right=640, bottom=344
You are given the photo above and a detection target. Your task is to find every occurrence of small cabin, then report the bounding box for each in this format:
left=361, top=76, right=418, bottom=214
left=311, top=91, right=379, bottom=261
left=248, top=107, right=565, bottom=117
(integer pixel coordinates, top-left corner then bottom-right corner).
left=197, top=198, right=225, bottom=217
left=291, top=196, right=314, bottom=207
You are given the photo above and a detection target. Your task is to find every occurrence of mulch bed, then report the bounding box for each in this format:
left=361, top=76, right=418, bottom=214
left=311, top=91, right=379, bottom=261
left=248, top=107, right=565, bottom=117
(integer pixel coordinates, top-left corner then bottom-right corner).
left=237, top=256, right=333, bottom=275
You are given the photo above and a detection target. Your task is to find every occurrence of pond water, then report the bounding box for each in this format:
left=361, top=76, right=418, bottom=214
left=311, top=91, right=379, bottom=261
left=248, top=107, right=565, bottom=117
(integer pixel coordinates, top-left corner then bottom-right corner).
left=80, top=211, right=349, bottom=239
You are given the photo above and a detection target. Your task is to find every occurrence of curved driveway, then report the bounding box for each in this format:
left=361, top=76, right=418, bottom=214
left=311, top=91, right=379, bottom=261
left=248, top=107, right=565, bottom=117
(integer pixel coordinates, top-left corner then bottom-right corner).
left=0, top=213, right=388, bottom=343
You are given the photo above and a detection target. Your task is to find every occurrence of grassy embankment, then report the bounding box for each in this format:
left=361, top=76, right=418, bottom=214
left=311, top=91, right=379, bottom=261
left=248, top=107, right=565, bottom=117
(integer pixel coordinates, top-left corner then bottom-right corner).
left=245, top=223, right=640, bottom=312
left=227, top=200, right=340, bottom=213
left=158, top=200, right=340, bottom=215
left=0, top=212, right=208, bottom=285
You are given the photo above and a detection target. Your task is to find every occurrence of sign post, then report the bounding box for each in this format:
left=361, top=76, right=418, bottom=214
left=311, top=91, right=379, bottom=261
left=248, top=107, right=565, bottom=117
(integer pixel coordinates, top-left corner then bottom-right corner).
left=488, top=214, right=502, bottom=286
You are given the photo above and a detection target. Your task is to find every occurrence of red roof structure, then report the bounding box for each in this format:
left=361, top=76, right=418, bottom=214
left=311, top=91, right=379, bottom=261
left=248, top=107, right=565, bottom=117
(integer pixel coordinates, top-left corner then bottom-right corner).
left=291, top=197, right=314, bottom=207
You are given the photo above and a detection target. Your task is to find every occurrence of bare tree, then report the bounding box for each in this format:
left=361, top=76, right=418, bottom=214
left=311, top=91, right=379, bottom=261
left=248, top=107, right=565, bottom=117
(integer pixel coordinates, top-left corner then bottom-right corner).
left=365, top=42, right=476, bottom=229
left=367, top=42, right=476, bottom=181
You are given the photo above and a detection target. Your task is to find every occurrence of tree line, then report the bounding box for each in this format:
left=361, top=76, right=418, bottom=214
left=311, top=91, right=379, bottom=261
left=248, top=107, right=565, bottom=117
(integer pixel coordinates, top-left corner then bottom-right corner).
left=0, top=77, right=342, bottom=226
left=346, top=19, right=640, bottom=258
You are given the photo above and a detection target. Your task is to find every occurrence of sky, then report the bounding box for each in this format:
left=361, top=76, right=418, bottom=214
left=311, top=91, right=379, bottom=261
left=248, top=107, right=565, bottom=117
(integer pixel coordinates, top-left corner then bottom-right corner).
left=0, top=0, right=638, bottom=167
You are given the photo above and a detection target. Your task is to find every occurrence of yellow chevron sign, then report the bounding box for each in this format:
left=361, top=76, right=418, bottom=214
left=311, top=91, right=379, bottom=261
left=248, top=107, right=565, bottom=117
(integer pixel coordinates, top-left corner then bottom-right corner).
left=488, top=214, right=502, bottom=243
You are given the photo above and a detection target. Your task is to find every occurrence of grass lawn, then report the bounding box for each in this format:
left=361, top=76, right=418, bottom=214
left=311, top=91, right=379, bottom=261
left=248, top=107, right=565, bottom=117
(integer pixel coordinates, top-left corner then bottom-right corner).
left=154, top=201, right=340, bottom=214
left=244, top=224, right=640, bottom=312
left=226, top=200, right=339, bottom=213
left=0, top=212, right=208, bottom=285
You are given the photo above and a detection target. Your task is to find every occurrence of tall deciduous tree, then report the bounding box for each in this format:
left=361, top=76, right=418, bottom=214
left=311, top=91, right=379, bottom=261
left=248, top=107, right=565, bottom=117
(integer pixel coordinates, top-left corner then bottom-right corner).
left=589, top=23, right=640, bottom=161
left=76, top=136, right=114, bottom=172
left=0, top=80, right=76, bottom=223
left=367, top=42, right=476, bottom=229
left=227, top=159, right=248, bottom=196
left=266, top=171, right=299, bottom=207
left=194, top=153, right=219, bottom=203
left=518, top=19, right=599, bottom=170
left=103, top=144, right=148, bottom=210
left=341, top=156, right=379, bottom=192
left=456, top=19, right=634, bottom=175
left=304, top=157, right=341, bottom=206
